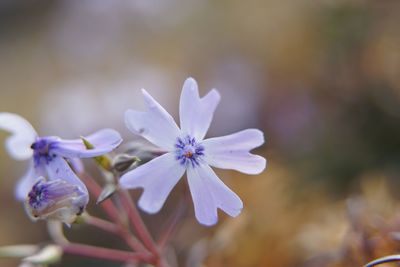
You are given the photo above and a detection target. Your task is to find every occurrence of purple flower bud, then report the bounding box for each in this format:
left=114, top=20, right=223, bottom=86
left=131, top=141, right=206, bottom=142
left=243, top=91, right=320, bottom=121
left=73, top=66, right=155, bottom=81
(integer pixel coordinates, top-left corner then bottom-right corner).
left=25, top=178, right=88, bottom=224
left=0, top=113, right=122, bottom=203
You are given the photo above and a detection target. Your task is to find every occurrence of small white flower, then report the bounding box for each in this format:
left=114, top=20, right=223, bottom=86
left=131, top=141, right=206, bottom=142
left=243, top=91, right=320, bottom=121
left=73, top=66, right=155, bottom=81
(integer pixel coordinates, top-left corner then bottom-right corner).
left=120, top=77, right=266, bottom=226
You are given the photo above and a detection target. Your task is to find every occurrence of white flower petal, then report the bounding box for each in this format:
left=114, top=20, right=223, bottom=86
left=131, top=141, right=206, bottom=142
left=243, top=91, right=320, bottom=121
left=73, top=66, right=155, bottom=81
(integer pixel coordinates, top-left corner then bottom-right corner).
left=14, top=161, right=40, bottom=201
left=125, top=89, right=181, bottom=150
left=187, top=163, right=243, bottom=226
left=179, top=77, right=220, bottom=141
left=119, top=152, right=185, bottom=214
left=203, top=129, right=266, bottom=175
left=0, top=113, right=37, bottom=160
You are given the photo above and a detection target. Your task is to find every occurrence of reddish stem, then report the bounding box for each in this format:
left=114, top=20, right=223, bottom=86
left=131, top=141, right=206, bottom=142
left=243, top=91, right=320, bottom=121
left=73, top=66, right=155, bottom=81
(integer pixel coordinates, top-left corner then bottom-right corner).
left=80, top=172, right=121, bottom=223
left=79, top=172, right=147, bottom=253
left=85, top=216, right=120, bottom=235
left=119, top=190, right=159, bottom=256
left=157, top=197, right=186, bottom=249
left=62, top=243, right=153, bottom=263
left=79, top=172, right=170, bottom=266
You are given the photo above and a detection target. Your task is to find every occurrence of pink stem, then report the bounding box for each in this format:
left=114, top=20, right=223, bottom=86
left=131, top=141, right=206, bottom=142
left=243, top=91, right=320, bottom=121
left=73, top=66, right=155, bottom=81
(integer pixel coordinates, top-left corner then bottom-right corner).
left=85, top=216, right=120, bottom=235
left=62, top=243, right=153, bottom=263
left=80, top=172, right=121, bottom=223
left=157, top=197, right=186, bottom=249
left=119, top=190, right=159, bottom=256
left=79, top=172, right=148, bottom=253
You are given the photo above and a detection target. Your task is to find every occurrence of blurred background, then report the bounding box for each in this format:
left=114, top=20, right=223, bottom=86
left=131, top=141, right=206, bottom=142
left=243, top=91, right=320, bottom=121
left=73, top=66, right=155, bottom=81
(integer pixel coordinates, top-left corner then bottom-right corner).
left=1, top=0, right=400, bottom=266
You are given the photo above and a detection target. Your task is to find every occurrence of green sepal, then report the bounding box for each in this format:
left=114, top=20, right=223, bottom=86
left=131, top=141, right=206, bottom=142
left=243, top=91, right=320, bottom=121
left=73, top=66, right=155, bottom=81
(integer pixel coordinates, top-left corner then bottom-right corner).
left=81, top=137, right=112, bottom=171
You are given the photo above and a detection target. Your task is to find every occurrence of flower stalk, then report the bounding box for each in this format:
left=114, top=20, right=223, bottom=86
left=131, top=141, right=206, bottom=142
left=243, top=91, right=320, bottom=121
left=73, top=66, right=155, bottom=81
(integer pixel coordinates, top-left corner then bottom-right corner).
left=119, top=189, right=159, bottom=256
left=62, top=243, right=153, bottom=263
left=79, top=172, right=147, bottom=253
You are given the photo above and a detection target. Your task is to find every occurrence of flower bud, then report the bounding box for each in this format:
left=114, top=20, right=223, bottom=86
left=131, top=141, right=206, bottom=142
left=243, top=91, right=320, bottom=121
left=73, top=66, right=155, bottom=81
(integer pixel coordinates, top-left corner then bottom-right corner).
left=96, top=183, right=117, bottom=204
left=25, top=178, right=88, bottom=225
left=112, top=154, right=140, bottom=173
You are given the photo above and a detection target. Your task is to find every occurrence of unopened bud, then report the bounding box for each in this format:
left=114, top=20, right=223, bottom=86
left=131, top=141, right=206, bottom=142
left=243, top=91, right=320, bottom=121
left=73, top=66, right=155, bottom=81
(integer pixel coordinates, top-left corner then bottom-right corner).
left=112, top=154, right=140, bottom=173
left=96, top=183, right=117, bottom=204
left=25, top=178, right=88, bottom=225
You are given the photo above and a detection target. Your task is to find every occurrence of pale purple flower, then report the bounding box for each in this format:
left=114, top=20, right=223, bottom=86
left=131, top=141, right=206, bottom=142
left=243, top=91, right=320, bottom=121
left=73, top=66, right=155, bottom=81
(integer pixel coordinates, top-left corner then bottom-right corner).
left=120, top=77, right=266, bottom=226
left=25, top=177, right=86, bottom=224
left=0, top=113, right=122, bottom=222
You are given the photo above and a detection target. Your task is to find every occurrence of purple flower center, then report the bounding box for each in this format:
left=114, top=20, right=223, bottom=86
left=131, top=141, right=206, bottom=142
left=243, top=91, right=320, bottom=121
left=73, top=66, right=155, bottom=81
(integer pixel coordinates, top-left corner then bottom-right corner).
left=28, top=180, right=48, bottom=210
left=31, top=137, right=57, bottom=167
left=175, top=136, right=204, bottom=167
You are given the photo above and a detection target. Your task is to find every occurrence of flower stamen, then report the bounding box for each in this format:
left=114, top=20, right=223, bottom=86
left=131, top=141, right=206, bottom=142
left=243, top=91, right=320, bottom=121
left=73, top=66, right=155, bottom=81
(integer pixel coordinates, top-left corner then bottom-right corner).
left=175, top=136, right=204, bottom=167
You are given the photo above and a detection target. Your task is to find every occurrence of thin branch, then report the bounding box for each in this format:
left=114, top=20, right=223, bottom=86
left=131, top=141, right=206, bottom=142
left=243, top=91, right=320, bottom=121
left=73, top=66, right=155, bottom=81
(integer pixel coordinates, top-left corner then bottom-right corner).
left=80, top=172, right=121, bottom=223
left=84, top=215, right=120, bottom=235
left=79, top=172, right=147, bottom=253
left=119, top=190, right=159, bottom=256
left=62, top=243, right=153, bottom=263
left=157, top=197, right=186, bottom=249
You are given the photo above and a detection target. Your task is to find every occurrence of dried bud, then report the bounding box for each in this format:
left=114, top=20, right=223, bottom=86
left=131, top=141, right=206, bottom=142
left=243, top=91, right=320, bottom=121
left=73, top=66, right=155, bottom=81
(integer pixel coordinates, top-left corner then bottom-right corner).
left=96, top=183, right=118, bottom=204
left=25, top=178, right=88, bottom=225
left=112, top=154, right=140, bottom=173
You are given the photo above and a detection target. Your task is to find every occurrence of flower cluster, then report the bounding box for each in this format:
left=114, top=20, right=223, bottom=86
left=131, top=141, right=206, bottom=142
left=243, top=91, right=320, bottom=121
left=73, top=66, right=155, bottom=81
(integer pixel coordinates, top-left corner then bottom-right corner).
left=0, top=113, right=122, bottom=224
left=0, top=77, right=266, bottom=226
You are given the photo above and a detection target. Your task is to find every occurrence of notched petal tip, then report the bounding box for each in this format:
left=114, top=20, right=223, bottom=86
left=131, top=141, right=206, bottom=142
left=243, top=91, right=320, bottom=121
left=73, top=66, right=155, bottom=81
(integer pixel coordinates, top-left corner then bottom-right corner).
left=249, top=156, right=267, bottom=175
left=202, top=128, right=267, bottom=175
left=182, top=77, right=199, bottom=94
left=188, top=164, right=243, bottom=226
left=206, top=88, right=221, bottom=103
left=197, top=202, right=243, bottom=227
left=179, top=79, right=221, bottom=140
left=197, top=214, right=218, bottom=227
left=138, top=196, right=163, bottom=214
left=244, top=128, right=266, bottom=148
